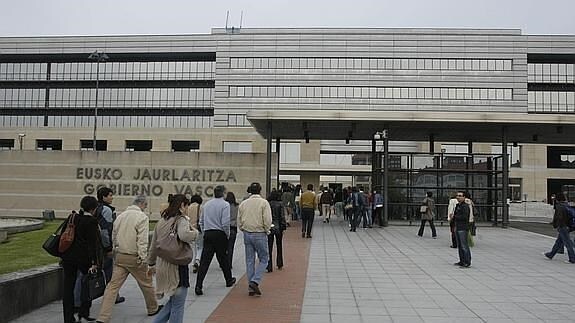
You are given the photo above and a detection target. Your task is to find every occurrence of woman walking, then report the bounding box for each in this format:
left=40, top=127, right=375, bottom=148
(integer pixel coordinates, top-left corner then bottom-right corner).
left=417, top=191, right=437, bottom=238
left=61, top=196, right=103, bottom=323
left=148, top=194, right=198, bottom=323
left=226, top=192, right=239, bottom=269
left=187, top=194, right=203, bottom=273
left=267, top=190, right=287, bottom=272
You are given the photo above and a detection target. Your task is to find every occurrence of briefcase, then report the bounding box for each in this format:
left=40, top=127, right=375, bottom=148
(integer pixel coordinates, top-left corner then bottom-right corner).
left=81, top=271, right=106, bottom=302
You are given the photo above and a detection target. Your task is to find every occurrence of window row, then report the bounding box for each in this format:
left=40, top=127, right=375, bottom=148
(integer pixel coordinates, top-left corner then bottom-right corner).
left=0, top=88, right=214, bottom=109
left=230, top=86, right=514, bottom=101
left=0, top=115, right=213, bottom=128
left=230, top=57, right=513, bottom=71
left=0, top=63, right=48, bottom=80
left=547, top=146, right=575, bottom=169
left=528, top=63, right=575, bottom=83
left=0, top=62, right=215, bottom=81
left=528, top=91, right=575, bottom=113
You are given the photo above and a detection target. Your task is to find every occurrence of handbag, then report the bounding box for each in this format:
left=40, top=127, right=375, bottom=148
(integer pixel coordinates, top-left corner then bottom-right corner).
left=81, top=270, right=106, bottom=302
left=419, top=205, right=428, bottom=213
left=155, top=216, right=194, bottom=265
left=344, top=203, right=353, bottom=210
left=58, top=212, right=77, bottom=253
left=42, top=220, right=67, bottom=257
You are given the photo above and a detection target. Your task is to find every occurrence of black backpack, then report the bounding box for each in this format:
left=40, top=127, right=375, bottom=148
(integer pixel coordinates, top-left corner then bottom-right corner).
left=94, top=204, right=114, bottom=252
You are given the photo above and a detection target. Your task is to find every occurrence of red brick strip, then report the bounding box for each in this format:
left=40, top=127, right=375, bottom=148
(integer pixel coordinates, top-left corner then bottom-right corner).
left=207, top=222, right=311, bottom=323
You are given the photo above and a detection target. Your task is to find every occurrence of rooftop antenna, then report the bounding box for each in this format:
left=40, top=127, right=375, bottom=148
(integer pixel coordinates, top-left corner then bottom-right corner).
left=239, top=10, right=243, bottom=29
left=225, top=10, right=230, bottom=30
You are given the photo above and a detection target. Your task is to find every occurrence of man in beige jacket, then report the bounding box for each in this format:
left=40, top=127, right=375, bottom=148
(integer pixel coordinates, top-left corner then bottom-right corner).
left=238, top=182, right=272, bottom=296
left=97, top=195, right=161, bottom=323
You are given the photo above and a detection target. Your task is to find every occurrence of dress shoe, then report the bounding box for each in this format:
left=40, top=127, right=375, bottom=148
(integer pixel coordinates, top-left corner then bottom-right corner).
left=114, top=296, right=125, bottom=304
left=266, top=268, right=273, bottom=273
left=147, top=305, right=163, bottom=316
left=195, top=287, right=203, bottom=296
left=192, top=262, right=199, bottom=273
left=226, top=277, right=236, bottom=287
left=306, top=235, right=312, bottom=238
left=454, top=262, right=463, bottom=266
left=302, top=232, right=305, bottom=238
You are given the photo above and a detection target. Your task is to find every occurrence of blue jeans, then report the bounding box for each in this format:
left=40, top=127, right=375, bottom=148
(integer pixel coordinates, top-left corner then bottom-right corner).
left=153, top=287, right=187, bottom=323
left=455, top=230, right=471, bottom=266
left=546, top=227, right=575, bottom=262
left=243, top=232, right=269, bottom=285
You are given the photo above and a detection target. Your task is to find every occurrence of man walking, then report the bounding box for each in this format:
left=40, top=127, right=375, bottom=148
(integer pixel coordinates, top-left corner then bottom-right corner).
left=195, top=185, right=236, bottom=296
left=238, top=182, right=272, bottom=296
left=95, top=187, right=125, bottom=304
left=299, top=184, right=317, bottom=238
left=349, top=187, right=363, bottom=232
left=544, top=193, right=575, bottom=263
left=453, top=191, right=471, bottom=268
left=97, top=195, right=161, bottom=323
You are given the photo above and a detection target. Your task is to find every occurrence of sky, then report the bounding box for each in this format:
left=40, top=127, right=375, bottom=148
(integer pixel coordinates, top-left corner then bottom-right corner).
left=0, top=0, right=574, bottom=36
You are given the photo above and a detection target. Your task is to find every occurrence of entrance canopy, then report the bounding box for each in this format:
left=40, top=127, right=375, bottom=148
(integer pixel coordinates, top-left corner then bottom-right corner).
left=247, top=110, right=575, bottom=144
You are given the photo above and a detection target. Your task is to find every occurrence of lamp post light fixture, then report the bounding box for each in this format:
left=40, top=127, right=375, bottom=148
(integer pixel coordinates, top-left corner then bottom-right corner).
left=88, top=50, right=109, bottom=151
left=17, top=133, right=26, bottom=150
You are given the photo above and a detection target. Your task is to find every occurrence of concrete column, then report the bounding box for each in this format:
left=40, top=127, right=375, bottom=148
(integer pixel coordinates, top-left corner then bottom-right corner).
left=502, top=126, right=510, bottom=228
left=276, top=138, right=281, bottom=190
left=429, top=134, right=435, bottom=154
left=383, top=134, right=389, bottom=227
left=371, top=139, right=377, bottom=191
left=265, top=121, right=272, bottom=198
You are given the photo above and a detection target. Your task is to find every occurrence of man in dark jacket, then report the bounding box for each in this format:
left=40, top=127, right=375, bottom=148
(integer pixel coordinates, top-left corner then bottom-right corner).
left=453, top=191, right=471, bottom=268
left=267, top=190, right=287, bottom=272
left=544, top=193, right=575, bottom=263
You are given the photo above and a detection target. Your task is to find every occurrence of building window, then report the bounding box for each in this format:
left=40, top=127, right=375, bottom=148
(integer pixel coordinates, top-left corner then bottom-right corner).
left=509, top=178, right=523, bottom=202
left=171, top=140, right=200, bottom=152
left=547, top=146, right=575, bottom=169
left=440, top=144, right=468, bottom=154
left=36, top=139, right=62, bottom=151
left=0, top=139, right=15, bottom=150
left=272, top=142, right=301, bottom=164
left=223, top=141, right=252, bottom=153
left=80, top=140, right=107, bottom=151
left=492, top=145, right=521, bottom=168
left=320, top=154, right=352, bottom=166
left=125, top=140, right=152, bottom=152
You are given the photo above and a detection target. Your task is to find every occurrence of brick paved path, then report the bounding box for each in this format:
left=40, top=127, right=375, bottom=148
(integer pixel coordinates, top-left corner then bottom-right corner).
left=207, top=222, right=311, bottom=323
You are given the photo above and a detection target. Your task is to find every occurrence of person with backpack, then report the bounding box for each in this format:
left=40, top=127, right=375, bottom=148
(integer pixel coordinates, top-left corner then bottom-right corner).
left=61, top=196, right=103, bottom=323
left=320, top=188, right=334, bottom=223
left=418, top=191, right=437, bottom=238
left=543, top=193, right=575, bottom=263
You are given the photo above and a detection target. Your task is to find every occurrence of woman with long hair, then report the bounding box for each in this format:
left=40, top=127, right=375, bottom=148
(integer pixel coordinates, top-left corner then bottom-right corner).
left=148, top=194, right=198, bottom=323
left=225, top=191, right=239, bottom=269
left=267, top=190, right=286, bottom=272
left=61, top=195, right=103, bottom=323
left=188, top=194, right=203, bottom=273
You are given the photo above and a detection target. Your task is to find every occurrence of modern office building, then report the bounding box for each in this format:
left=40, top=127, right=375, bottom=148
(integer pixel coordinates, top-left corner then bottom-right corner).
left=1, top=28, right=574, bottom=221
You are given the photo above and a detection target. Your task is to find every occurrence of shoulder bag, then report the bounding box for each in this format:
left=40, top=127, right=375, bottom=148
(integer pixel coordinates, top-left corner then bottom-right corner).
left=42, top=219, right=68, bottom=257
left=155, top=216, right=194, bottom=265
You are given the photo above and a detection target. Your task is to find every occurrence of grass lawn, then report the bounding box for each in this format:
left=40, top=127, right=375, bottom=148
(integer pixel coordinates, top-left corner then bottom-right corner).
left=0, top=221, right=63, bottom=275
left=0, top=219, right=157, bottom=275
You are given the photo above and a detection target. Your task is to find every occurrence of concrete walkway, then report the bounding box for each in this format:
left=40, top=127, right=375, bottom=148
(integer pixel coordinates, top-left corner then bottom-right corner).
left=11, top=218, right=575, bottom=323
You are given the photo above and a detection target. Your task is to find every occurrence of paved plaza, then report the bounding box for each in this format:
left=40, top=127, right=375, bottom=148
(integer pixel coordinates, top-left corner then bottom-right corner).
left=11, top=218, right=575, bottom=323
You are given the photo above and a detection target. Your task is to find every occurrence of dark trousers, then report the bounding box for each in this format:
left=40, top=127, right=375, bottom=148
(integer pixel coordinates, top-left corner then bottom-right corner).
left=227, top=226, right=238, bottom=268
left=350, top=207, right=361, bottom=231
left=375, top=207, right=383, bottom=227
left=546, top=227, right=575, bottom=262
left=450, top=221, right=457, bottom=247
left=267, top=229, right=284, bottom=270
left=418, top=219, right=437, bottom=237
left=62, top=260, right=91, bottom=323
left=195, top=230, right=233, bottom=289
left=301, top=208, right=315, bottom=237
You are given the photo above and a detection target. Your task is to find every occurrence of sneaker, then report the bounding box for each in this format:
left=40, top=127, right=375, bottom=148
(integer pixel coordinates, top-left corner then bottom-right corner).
left=114, top=296, right=125, bottom=304
left=542, top=252, right=552, bottom=260
left=432, top=236, right=437, bottom=239
left=564, top=260, right=575, bottom=264
left=194, top=287, right=203, bottom=296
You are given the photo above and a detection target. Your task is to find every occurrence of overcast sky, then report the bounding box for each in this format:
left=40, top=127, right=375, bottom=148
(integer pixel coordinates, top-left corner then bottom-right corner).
left=1, top=0, right=574, bottom=36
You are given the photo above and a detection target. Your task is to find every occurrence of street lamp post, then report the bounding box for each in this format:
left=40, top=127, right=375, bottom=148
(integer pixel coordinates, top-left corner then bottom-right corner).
left=88, top=51, right=109, bottom=151
left=374, top=130, right=389, bottom=227
left=18, top=133, right=25, bottom=150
